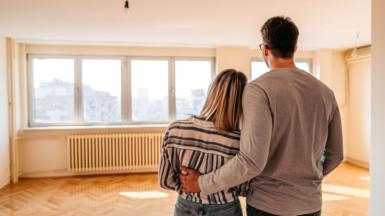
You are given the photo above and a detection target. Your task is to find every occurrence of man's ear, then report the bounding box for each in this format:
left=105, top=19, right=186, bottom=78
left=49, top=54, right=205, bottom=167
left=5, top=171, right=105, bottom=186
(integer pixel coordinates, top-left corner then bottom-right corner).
left=264, top=45, right=269, bottom=57
left=294, top=46, right=298, bottom=53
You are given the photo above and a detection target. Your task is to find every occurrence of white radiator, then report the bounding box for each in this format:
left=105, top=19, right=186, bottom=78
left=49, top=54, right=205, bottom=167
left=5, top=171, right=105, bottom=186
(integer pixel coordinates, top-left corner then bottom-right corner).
left=67, top=133, right=164, bottom=173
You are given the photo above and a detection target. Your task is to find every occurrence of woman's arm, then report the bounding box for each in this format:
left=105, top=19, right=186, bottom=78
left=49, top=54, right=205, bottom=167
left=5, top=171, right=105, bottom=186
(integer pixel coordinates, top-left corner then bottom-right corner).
left=158, top=130, right=180, bottom=190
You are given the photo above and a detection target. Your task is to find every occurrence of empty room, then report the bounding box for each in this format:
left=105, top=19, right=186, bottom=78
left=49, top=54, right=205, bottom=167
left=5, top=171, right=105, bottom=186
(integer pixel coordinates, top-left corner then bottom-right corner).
left=1, top=0, right=384, bottom=215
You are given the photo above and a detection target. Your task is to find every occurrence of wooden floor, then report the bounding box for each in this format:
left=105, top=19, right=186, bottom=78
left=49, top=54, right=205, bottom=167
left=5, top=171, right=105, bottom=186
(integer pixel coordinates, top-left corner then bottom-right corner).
left=0, top=162, right=369, bottom=216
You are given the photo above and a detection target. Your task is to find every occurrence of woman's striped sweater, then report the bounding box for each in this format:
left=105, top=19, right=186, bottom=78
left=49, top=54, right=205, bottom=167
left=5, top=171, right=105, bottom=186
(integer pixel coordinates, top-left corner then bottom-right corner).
left=158, top=116, right=250, bottom=204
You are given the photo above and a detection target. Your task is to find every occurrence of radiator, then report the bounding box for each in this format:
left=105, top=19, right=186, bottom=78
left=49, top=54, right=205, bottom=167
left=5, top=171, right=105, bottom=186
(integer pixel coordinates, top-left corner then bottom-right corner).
left=67, top=133, right=164, bottom=173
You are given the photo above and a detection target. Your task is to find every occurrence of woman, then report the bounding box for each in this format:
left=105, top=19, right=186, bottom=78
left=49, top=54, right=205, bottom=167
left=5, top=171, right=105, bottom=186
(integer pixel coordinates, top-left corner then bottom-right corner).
left=158, top=69, right=249, bottom=216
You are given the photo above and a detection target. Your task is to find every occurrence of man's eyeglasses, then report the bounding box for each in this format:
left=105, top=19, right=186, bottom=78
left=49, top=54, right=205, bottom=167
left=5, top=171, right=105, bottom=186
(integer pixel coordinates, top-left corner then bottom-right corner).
left=259, top=43, right=264, bottom=51
left=259, top=43, right=269, bottom=51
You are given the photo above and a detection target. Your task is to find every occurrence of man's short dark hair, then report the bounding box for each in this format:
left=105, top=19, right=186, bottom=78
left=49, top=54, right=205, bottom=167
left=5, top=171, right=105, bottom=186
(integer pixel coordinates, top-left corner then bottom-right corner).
left=260, top=16, right=299, bottom=59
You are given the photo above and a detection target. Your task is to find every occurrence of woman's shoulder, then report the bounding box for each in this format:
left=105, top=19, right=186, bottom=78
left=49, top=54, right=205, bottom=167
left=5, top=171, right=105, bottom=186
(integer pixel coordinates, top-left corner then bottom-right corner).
left=165, top=117, right=241, bottom=155
left=167, top=116, right=240, bottom=139
left=168, top=118, right=195, bottom=129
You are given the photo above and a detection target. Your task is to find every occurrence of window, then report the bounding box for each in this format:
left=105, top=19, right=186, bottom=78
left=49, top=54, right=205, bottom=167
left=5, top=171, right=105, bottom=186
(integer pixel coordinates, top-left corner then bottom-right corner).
left=81, top=59, right=122, bottom=123
left=251, top=59, right=313, bottom=80
left=295, top=62, right=311, bottom=72
left=28, top=55, right=214, bottom=126
left=30, top=57, right=75, bottom=124
left=175, top=60, right=213, bottom=120
left=131, top=59, right=169, bottom=122
left=251, top=60, right=269, bottom=80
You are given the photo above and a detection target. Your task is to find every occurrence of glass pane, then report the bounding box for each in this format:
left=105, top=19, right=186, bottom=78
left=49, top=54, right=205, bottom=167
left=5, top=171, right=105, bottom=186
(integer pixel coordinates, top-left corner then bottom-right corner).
left=296, top=62, right=311, bottom=72
left=131, top=60, right=169, bottom=122
left=252, top=60, right=312, bottom=80
left=175, top=60, right=212, bottom=120
left=251, top=61, right=269, bottom=80
left=82, top=59, right=122, bottom=123
left=32, top=58, right=75, bottom=123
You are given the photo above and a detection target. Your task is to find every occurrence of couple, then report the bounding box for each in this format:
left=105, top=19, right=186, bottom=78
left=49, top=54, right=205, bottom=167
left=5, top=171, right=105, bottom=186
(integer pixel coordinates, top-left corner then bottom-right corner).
left=159, top=16, right=343, bottom=216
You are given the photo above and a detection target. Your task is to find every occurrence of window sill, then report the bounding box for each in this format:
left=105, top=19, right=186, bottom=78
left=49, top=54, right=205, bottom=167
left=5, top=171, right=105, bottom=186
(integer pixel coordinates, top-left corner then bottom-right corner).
left=18, top=124, right=168, bottom=139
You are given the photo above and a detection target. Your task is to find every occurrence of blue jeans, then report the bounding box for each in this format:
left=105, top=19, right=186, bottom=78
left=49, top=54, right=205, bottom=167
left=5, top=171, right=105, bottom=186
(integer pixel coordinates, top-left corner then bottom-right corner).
left=246, top=205, right=321, bottom=216
left=174, top=196, right=243, bottom=216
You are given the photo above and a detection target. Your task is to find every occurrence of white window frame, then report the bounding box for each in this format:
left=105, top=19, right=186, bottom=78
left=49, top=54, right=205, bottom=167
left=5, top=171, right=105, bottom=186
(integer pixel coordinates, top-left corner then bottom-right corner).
left=128, top=56, right=172, bottom=125
left=294, top=58, right=314, bottom=74
left=79, top=56, right=126, bottom=126
left=27, top=55, right=77, bottom=127
left=173, top=57, right=216, bottom=121
left=250, top=58, right=314, bottom=79
left=27, top=54, right=215, bottom=127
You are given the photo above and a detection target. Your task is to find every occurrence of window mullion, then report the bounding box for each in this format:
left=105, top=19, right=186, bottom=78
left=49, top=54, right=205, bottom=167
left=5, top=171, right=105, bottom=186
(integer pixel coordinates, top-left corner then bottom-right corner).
left=75, top=56, right=83, bottom=125
left=121, top=57, right=127, bottom=124
left=125, top=57, right=132, bottom=124
left=27, top=55, right=34, bottom=127
left=169, top=58, right=176, bottom=122
left=211, top=58, right=216, bottom=80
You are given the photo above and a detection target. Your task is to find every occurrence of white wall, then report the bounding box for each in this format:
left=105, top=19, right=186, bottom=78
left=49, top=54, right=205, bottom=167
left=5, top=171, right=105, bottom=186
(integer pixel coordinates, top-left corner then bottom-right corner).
left=345, top=49, right=371, bottom=166
left=216, top=47, right=254, bottom=79
left=314, top=50, right=348, bottom=159
left=314, top=47, right=373, bottom=168
left=315, top=50, right=347, bottom=107
left=315, top=50, right=334, bottom=84
left=0, top=37, right=10, bottom=188
left=371, top=0, right=385, bottom=214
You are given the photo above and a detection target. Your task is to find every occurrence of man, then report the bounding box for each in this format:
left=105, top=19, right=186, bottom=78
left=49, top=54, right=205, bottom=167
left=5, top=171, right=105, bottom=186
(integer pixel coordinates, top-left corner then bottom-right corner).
left=180, top=16, right=343, bottom=216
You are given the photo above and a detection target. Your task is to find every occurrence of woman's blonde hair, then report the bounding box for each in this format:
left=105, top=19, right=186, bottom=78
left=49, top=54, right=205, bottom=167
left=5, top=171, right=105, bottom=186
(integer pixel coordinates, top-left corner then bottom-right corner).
left=199, top=69, right=247, bottom=132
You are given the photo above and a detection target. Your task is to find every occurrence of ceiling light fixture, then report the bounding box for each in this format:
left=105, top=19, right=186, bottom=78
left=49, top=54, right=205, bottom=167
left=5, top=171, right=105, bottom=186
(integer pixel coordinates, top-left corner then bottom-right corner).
left=124, top=0, right=129, bottom=10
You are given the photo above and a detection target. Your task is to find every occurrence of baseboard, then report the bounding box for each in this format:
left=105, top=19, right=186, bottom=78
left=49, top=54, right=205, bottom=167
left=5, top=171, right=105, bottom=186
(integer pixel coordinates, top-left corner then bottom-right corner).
left=0, top=175, right=10, bottom=189
left=345, top=157, right=370, bottom=169
left=20, top=168, right=158, bottom=178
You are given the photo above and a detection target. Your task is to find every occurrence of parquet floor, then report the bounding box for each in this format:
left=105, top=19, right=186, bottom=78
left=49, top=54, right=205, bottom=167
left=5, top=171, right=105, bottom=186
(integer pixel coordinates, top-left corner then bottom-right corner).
left=0, top=162, right=369, bottom=216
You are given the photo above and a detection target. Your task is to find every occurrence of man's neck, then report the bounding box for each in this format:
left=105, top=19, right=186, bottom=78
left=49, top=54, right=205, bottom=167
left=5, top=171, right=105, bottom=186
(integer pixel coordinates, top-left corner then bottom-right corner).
left=269, top=58, right=296, bottom=70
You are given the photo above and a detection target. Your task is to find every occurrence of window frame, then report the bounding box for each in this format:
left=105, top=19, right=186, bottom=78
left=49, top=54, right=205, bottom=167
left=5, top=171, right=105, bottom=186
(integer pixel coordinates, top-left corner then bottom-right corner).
left=27, top=54, right=77, bottom=127
left=173, top=57, right=216, bottom=121
left=27, top=54, right=215, bottom=127
left=78, top=56, right=126, bottom=126
left=128, top=56, right=172, bottom=125
left=250, top=58, right=314, bottom=80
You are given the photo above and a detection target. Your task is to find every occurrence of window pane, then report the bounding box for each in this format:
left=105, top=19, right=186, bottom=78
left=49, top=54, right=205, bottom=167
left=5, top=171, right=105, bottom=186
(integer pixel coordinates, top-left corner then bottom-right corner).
left=175, top=60, right=212, bottom=120
left=131, top=60, right=169, bottom=122
left=82, top=59, right=122, bottom=123
left=32, top=58, right=75, bottom=123
left=251, top=60, right=312, bottom=80
left=296, top=62, right=311, bottom=72
left=251, top=61, right=269, bottom=80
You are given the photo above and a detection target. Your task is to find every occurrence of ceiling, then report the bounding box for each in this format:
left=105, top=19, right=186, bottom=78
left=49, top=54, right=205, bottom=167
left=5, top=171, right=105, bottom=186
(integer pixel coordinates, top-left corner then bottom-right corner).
left=0, top=0, right=371, bottom=50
